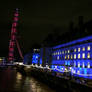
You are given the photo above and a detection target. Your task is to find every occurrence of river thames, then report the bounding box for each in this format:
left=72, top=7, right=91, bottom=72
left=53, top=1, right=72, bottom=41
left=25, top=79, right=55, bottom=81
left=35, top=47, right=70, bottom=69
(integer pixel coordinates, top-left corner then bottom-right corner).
left=0, top=67, right=56, bottom=92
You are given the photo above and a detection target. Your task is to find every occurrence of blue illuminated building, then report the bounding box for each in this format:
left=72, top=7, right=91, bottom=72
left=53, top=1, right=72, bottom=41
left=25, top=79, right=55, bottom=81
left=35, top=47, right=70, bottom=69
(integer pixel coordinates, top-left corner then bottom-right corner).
left=32, top=49, right=40, bottom=65
left=23, top=49, right=40, bottom=65
left=32, top=53, right=39, bottom=64
left=51, top=35, right=92, bottom=78
left=25, top=35, right=92, bottom=78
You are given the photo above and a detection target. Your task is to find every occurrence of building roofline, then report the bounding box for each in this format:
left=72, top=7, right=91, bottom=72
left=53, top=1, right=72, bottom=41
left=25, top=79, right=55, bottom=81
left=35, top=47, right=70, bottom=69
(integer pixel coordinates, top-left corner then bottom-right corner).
left=53, top=35, right=92, bottom=49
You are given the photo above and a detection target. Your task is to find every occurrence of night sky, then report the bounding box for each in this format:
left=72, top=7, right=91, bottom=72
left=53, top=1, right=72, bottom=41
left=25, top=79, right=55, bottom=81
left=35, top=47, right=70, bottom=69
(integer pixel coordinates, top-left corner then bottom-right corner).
left=0, top=0, right=92, bottom=56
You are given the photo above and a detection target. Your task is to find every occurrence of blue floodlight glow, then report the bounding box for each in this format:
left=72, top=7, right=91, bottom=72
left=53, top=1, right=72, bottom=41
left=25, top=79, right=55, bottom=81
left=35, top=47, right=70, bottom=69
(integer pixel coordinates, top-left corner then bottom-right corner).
left=71, top=67, right=92, bottom=79
left=68, top=61, right=70, bottom=66
left=51, top=35, right=92, bottom=79
left=40, top=59, right=42, bottom=64
left=23, top=35, right=92, bottom=79
left=51, top=65, right=65, bottom=72
left=32, top=53, right=39, bottom=64
left=65, top=61, right=67, bottom=65
left=53, top=35, right=92, bottom=49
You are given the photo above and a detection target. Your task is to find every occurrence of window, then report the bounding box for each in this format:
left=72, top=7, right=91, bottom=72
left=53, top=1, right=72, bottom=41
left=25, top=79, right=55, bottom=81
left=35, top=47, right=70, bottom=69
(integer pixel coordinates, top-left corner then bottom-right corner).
left=82, top=47, right=85, bottom=51
left=68, top=50, right=70, bottom=53
left=65, top=50, right=67, bottom=54
left=71, top=55, right=73, bottom=59
left=54, top=53, right=55, bottom=55
left=88, top=62, right=90, bottom=68
left=68, top=55, right=69, bottom=59
left=87, top=46, right=90, bottom=51
left=78, top=54, right=80, bottom=59
left=57, top=56, right=59, bottom=60
left=58, top=52, right=59, bottom=55
left=74, top=49, right=76, bottom=52
left=65, top=61, right=67, bottom=65
left=60, top=51, right=61, bottom=54
left=82, top=62, right=85, bottom=68
left=65, top=55, right=66, bottom=59
left=77, top=70, right=80, bottom=74
left=56, top=52, right=57, bottom=55
left=55, top=66, right=57, bottom=69
left=87, top=53, right=90, bottom=58
left=82, top=53, right=85, bottom=58
left=78, top=62, right=80, bottom=67
left=78, top=48, right=80, bottom=52
left=74, top=61, right=76, bottom=67
left=74, top=54, right=76, bottom=59
left=62, top=51, right=64, bottom=54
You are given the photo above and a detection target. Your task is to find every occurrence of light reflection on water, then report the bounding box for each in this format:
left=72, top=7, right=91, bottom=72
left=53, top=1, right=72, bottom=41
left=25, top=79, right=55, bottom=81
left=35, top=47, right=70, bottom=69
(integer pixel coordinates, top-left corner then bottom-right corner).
left=0, top=68, right=55, bottom=92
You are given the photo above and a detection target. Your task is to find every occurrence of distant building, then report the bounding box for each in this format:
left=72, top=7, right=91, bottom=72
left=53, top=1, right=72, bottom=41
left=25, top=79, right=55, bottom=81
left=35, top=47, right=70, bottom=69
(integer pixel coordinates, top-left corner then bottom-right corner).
left=32, top=49, right=40, bottom=65
left=23, top=52, right=32, bottom=65
left=0, top=57, right=6, bottom=65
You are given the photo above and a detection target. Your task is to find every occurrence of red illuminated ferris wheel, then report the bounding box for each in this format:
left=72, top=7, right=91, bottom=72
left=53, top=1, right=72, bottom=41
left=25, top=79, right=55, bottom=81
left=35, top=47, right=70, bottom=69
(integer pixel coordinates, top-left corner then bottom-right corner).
left=8, top=8, right=23, bottom=62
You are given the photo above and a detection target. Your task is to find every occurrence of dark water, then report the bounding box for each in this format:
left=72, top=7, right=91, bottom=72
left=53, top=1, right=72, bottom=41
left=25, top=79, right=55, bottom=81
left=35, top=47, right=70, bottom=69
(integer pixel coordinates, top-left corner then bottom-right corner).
left=0, top=68, right=56, bottom=92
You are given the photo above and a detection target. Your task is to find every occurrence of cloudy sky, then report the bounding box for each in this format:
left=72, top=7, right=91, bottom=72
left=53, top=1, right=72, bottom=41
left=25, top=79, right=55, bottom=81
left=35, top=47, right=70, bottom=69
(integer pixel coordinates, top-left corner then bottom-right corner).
left=0, top=0, right=92, bottom=56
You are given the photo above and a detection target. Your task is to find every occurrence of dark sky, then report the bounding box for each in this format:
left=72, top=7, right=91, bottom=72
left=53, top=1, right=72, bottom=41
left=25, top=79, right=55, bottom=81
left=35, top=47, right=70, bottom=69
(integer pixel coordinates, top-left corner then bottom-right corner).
left=0, top=0, right=92, bottom=56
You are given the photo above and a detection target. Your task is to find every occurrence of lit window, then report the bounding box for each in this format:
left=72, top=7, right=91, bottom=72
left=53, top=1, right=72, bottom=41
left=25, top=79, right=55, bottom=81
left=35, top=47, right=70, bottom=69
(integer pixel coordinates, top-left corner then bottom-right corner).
left=77, top=70, right=80, bottom=74
left=78, top=62, right=80, bottom=67
left=68, top=50, right=70, bottom=53
left=74, top=49, right=76, bottom=52
left=78, top=54, right=80, bottom=59
left=87, top=46, right=90, bottom=51
left=56, top=52, right=57, bottom=55
left=60, top=51, right=61, bottom=54
left=65, top=61, right=67, bottom=65
left=82, top=47, right=85, bottom=51
left=82, top=53, right=85, bottom=58
left=57, top=56, right=59, bottom=60
left=88, top=62, right=90, bottom=68
left=65, top=56, right=66, bottom=59
left=78, top=48, right=80, bottom=52
left=68, top=55, right=69, bottom=59
left=74, top=61, right=76, bottom=67
left=55, top=66, right=57, bottom=69
left=58, top=52, right=59, bottom=55
left=65, top=50, right=67, bottom=54
left=74, top=54, right=76, bottom=59
left=82, top=62, right=85, bottom=68
left=71, top=55, right=73, bottom=59
left=87, top=53, right=90, bottom=58
left=62, top=51, right=64, bottom=54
